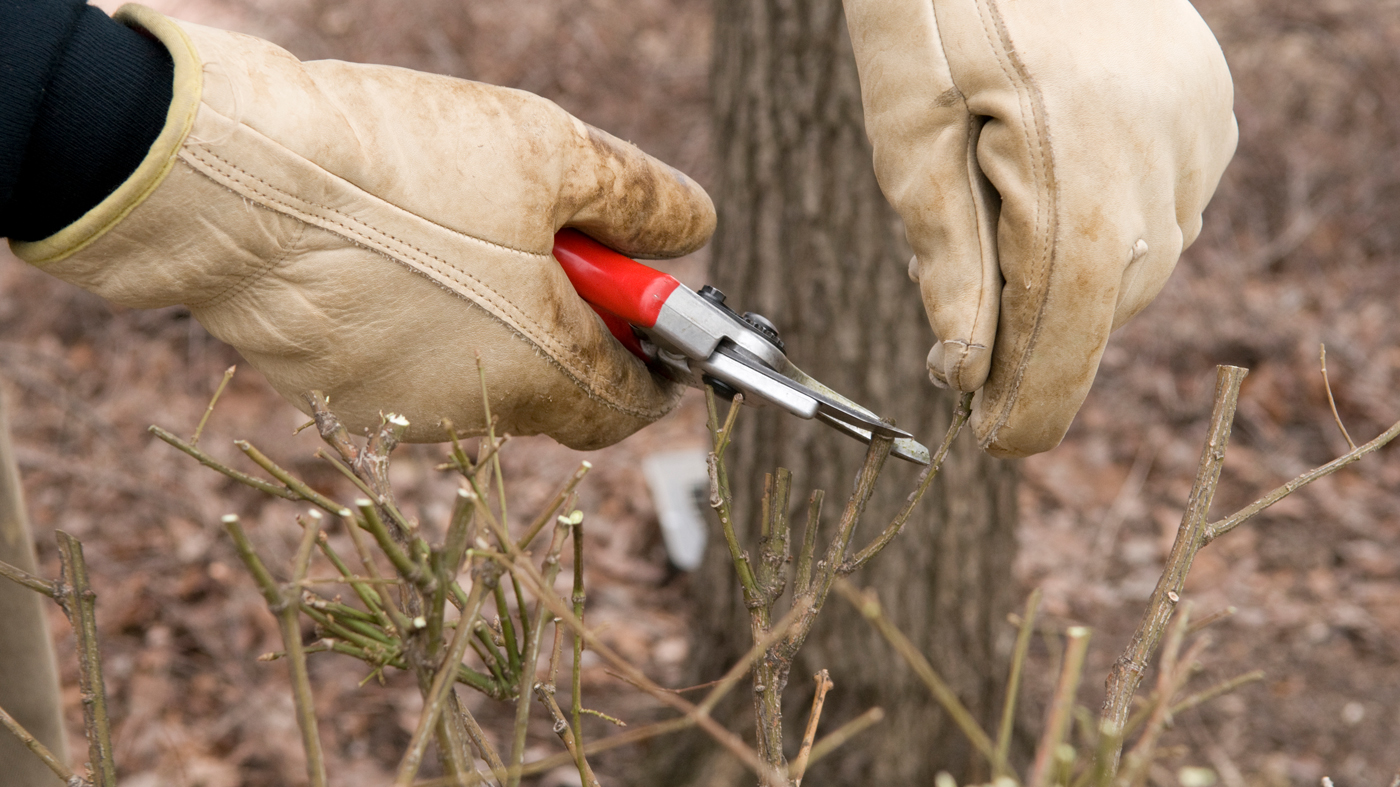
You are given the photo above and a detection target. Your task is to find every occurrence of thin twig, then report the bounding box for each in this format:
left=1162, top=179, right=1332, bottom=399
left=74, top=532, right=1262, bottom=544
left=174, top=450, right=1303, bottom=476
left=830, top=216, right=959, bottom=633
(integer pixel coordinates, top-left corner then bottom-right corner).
left=459, top=701, right=507, bottom=781
left=237, top=439, right=349, bottom=515
left=56, top=531, right=118, bottom=787
left=794, top=490, right=823, bottom=596
left=294, top=512, right=323, bottom=583
left=1186, top=606, right=1237, bottom=635
left=501, top=546, right=784, bottom=782
left=517, top=463, right=590, bottom=551
left=996, top=589, right=1042, bottom=777
left=534, top=686, right=602, bottom=787
left=790, top=670, right=834, bottom=786
left=222, top=516, right=327, bottom=787
left=148, top=425, right=298, bottom=500
left=340, top=508, right=411, bottom=637
left=1117, top=609, right=1204, bottom=787
left=1168, top=670, right=1264, bottom=719
left=0, top=702, right=78, bottom=785
left=356, top=499, right=435, bottom=592
left=511, top=717, right=695, bottom=777
left=709, top=386, right=744, bottom=459
left=443, top=488, right=479, bottom=581
left=0, top=557, right=60, bottom=599
left=476, top=357, right=511, bottom=532
left=815, top=433, right=893, bottom=596
left=570, top=513, right=587, bottom=775
left=191, top=365, right=236, bottom=447
left=799, top=707, right=885, bottom=772
left=1030, top=626, right=1091, bottom=787
left=705, top=389, right=759, bottom=603
left=485, top=562, right=809, bottom=783
left=835, top=580, right=996, bottom=762
left=1205, top=415, right=1400, bottom=543
left=395, top=578, right=491, bottom=787
left=845, top=391, right=974, bottom=572
left=1319, top=344, right=1356, bottom=451
left=506, top=520, right=574, bottom=787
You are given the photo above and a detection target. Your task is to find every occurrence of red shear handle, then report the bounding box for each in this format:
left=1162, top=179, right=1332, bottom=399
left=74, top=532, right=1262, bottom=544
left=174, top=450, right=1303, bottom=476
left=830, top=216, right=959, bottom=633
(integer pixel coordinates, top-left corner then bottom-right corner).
left=552, top=229, right=681, bottom=329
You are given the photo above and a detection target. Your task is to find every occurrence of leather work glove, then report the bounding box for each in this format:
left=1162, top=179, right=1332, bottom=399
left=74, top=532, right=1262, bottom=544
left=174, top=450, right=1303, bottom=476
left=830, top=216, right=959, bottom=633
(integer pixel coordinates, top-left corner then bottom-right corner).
left=843, top=0, right=1238, bottom=457
left=10, top=4, right=714, bottom=449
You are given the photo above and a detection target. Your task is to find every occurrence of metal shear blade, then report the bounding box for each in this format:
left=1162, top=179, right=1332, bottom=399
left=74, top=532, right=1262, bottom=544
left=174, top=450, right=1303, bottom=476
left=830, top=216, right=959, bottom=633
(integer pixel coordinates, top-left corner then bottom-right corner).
left=711, top=344, right=908, bottom=438
left=708, top=344, right=931, bottom=465
left=781, top=362, right=932, bottom=466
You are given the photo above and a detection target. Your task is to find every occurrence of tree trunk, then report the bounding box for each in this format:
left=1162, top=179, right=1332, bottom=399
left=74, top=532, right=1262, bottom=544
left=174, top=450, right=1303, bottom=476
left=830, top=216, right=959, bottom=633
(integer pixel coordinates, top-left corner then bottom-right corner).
left=647, top=1, right=1020, bottom=783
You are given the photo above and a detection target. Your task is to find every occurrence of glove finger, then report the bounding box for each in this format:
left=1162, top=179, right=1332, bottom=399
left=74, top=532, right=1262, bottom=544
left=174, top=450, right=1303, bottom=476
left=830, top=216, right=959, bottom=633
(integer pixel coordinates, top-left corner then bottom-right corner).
left=845, top=0, right=1001, bottom=392
left=916, top=117, right=1001, bottom=392
left=931, top=0, right=1235, bottom=457
left=555, top=122, right=715, bottom=259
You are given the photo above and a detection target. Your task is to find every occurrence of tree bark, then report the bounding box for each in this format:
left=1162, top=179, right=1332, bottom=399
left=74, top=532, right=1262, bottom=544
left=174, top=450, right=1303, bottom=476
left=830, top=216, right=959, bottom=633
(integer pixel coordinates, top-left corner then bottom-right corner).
left=648, top=0, right=1020, bottom=783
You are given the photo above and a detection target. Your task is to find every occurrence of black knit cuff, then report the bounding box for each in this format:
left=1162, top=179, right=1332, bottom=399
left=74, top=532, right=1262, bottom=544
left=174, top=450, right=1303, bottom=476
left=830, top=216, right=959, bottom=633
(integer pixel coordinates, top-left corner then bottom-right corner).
left=0, top=0, right=174, bottom=242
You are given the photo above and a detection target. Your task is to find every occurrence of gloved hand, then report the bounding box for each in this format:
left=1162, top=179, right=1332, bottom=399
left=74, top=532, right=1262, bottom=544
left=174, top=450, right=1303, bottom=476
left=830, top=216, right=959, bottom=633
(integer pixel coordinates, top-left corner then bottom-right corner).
left=10, top=4, right=714, bottom=449
left=843, top=0, right=1237, bottom=457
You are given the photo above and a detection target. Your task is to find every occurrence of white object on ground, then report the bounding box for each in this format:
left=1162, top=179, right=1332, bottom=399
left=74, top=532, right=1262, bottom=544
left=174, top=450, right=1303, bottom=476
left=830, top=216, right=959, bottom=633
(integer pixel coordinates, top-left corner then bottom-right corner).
left=642, top=449, right=711, bottom=571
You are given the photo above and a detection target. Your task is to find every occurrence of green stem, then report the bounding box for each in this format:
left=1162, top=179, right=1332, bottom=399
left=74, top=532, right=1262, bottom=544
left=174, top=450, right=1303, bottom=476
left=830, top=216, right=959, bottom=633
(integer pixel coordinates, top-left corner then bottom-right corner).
left=149, top=425, right=296, bottom=500
left=494, top=583, right=523, bottom=678
left=395, top=575, right=491, bottom=786
left=221, top=517, right=327, bottom=787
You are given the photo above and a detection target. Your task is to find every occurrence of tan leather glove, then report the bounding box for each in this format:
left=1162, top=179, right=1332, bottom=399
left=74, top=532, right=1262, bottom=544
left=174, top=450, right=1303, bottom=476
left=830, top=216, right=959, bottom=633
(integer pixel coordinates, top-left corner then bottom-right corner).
left=844, top=0, right=1237, bottom=457
left=10, top=4, right=714, bottom=449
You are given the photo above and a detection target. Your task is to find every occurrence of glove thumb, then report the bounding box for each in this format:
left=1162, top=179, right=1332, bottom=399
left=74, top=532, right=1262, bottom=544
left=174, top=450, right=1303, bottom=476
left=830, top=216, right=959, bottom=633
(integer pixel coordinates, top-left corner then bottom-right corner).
left=555, top=123, right=715, bottom=259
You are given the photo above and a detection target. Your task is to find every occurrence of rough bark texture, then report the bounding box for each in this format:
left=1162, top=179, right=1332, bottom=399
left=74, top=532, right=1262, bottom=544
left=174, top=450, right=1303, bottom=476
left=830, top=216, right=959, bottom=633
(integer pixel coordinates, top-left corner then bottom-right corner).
left=650, top=1, right=1020, bottom=783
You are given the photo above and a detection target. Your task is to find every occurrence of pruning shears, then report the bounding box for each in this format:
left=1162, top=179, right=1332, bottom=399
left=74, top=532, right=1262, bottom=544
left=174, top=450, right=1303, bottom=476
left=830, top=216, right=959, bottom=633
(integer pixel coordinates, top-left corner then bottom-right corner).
left=552, top=229, right=931, bottom=465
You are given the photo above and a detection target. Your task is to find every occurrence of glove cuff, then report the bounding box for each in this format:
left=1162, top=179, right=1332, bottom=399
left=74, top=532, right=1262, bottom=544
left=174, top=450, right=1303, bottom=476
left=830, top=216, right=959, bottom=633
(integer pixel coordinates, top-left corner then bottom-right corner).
left=12, top=4, right=202, bottom=266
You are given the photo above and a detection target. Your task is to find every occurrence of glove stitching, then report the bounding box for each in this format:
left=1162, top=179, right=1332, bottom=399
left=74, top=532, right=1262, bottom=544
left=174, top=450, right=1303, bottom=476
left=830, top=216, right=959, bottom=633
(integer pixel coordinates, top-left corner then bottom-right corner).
left=187, top=221, right=306, bottom=310
left=973, top=0, right=1060, bottom=450
left=178, top=146, right=671, bottom=422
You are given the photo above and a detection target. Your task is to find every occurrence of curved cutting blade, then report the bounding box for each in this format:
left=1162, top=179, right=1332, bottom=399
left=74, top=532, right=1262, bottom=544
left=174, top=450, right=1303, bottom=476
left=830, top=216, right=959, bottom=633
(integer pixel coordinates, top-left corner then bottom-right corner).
left=703, top=344, right=932, bottom=465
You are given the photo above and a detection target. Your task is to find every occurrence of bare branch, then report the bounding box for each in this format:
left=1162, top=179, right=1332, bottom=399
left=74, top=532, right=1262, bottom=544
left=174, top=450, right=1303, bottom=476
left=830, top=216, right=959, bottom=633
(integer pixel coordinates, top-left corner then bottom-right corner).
left=534, top=685, right=601, bottom=787
left=1102, top=366, right=1247, bottom=750
left=845, top=391, right=974, bottom=572
left=798, top=707, right=886, bottom=772
left=996, top=589, right=1042, bottom=777
left=0, top=702, right=79, bottom=785
left=1318, top=344, right=1356, bottom=451
left=790, top=670, right=834, bottom=786
left=1030, top=626, right=1091, bottom=787
left=836, top=580, right=996, bottom=763
left=517, top=462, right=590, bottom=551
left=148, top=425, right=298, bottom=500
left=56, top=531, right=118, bottom=787
left=304, top=390, right=358, bottom=463
left=0, top=557, right=60, bottom=599
left=1206, top=415, right=1400, bottom=543
left=395, top=577, right=491, bottom=787
left=191, top=364, right=236, bottom=447
left=222, top=516, right=327, bottom=787
left=1168, top=670, right=1264, bottom=718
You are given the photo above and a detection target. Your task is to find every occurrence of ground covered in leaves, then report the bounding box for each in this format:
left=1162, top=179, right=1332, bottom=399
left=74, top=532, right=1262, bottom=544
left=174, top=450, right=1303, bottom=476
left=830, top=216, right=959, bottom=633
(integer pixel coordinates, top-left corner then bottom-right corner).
left=4, top=0, right=1397, bottom=784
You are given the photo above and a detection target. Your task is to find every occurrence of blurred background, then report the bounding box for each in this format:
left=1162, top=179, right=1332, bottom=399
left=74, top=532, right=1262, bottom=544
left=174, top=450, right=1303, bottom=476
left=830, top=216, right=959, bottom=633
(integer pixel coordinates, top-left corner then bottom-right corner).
left=3, top=0, right=1397, bottom=783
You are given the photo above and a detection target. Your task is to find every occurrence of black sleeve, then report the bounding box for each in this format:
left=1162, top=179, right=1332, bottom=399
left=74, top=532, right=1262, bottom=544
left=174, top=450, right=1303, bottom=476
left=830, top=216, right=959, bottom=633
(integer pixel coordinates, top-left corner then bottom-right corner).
left=0, top=0, right=174, bottom=242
